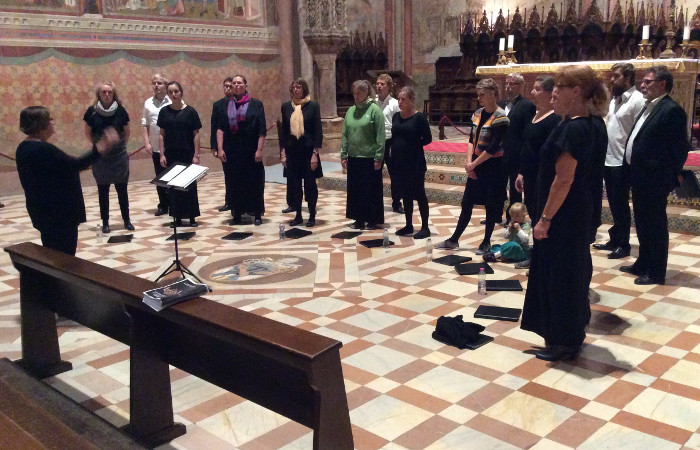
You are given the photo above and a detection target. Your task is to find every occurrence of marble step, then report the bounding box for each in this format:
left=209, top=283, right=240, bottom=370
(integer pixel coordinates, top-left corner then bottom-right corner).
left=317, top=167, right=700, bottom=235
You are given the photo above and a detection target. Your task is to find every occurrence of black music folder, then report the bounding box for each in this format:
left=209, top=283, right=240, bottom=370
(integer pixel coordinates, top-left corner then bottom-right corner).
left=474, top=305, right=522, bottom=322
left=485, top=280, right=523, bottom=291
left=455, top=262, right=494, bottom=275
left=433, top=254, right=472, bottom=266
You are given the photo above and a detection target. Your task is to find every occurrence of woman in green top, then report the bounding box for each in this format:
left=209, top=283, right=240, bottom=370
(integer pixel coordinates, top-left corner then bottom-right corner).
left=341, top=80, right=385, bottom=229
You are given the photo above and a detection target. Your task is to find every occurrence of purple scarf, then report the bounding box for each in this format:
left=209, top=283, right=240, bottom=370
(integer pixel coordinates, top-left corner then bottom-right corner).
left=228, top=93, right=250, bottom=133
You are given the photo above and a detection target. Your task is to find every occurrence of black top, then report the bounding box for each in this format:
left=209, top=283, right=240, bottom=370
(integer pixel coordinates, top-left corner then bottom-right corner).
left=210, top=97, right=228, bottom=150
left=519, top=112, right=561, bottom=176
left=536, top=116, right=607, bottom=236
left=83, top=105, right=130, bottom=143
left=499, top=95, right=536, bottom=166
left=280, top=100, right=323, bottom=150
left=157, top=105, right=202, bottom=163
left=391, top=112, right=432, bottom=175
left=216, top=98, right=267, bottom=159
left=16, top=140, right=98, bottom=229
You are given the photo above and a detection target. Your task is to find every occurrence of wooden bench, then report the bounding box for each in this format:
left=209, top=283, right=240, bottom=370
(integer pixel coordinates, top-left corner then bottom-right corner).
left=0, top=357, right=145, bottom=450
left=5, top=242, right=353, bottom=449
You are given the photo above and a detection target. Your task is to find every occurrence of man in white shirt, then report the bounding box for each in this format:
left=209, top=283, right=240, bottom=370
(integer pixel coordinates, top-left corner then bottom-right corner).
left=593, top=63, right=645, bottom=259
left=375, top=74, right=402, bottom=213
left=141, top=73, right=171, bottom=216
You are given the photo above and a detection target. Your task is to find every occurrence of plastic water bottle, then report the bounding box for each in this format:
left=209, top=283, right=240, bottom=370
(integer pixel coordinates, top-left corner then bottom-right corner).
left=95, top=224, right=103, bottom=244
left=425, top=237, right=433, bottom=262
left=478, top=267, right=487, bottom=295
left=279, top=222, right=285, bottom=240
left=383, top=228, right=389, bottom=251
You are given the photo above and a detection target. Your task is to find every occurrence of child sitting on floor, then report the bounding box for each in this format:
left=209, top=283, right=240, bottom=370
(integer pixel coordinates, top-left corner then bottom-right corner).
left=483, top=203, right=530, bottom=263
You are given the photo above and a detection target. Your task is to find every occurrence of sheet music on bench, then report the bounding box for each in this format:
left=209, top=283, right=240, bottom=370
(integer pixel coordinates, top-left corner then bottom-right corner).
left=151, top=164, right=209, bottom=191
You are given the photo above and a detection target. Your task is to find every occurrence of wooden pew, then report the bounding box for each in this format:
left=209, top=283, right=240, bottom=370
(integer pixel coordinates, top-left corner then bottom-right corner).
left=5, top=242, right=353, bottom=449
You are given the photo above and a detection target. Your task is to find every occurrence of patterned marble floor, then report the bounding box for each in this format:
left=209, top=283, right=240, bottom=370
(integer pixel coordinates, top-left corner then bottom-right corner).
left=1, top=172, right=699, bottom=450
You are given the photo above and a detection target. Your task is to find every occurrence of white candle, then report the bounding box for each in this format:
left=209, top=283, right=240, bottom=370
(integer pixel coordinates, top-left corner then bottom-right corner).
left=684, top=26, right=690, bottom=42
left=499, top=38, right=505, bottom=51
left=642, top=25, right=649, bottom=41
left=507, top=35, right=514, bottom=50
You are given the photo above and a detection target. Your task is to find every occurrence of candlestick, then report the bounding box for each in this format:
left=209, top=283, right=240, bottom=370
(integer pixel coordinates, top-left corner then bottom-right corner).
left=507, top=34, right=514, bottom=49
left=499, top=38, right=505, bottom=51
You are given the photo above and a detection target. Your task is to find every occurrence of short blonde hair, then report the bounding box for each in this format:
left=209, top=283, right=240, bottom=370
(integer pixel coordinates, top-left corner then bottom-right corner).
left=508, top=202, right=528, bottom=220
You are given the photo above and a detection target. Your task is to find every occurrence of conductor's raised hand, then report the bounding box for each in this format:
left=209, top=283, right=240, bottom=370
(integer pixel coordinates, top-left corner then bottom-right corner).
left=95, top=127, right=120, bottom=156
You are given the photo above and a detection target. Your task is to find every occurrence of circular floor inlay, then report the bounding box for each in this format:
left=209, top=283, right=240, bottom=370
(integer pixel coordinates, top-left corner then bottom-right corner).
left=198, top=254, right=316, bottom=284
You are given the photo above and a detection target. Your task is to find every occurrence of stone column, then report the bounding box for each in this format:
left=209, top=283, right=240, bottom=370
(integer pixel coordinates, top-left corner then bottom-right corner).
left=302, top=0, right=349, bottom=119
left=403, top=0, right=412, bottom=75
left=277, top=0, right=295, bottom=97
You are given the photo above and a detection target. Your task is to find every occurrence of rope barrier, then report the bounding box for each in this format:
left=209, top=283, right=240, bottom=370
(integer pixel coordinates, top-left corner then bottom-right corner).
left=0, top=152, right=15, bottom=161
left=437, top=115, right=470, bottom=136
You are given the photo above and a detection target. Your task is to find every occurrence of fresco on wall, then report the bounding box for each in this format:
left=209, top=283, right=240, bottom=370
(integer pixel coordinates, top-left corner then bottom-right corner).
left=102, top=0, right=263, bottom=22
left=0, top=0, right=80, bottom=14
left=346, top=0, right=384, bottom=35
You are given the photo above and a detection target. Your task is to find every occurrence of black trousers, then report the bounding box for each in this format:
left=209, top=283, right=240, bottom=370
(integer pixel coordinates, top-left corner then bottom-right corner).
left=288, top=173, right=318, bottom=215
left=40, top=224, right=79, bottom=256
left=631, top=186, right=669, bottom=281
left=97, top=183, right=129, bottom=224
left=504, top=162, right=521, bottom=221
left=604, top=165, right=631, bottom=248
left=152, top=152, right=168, bottom=210
left=384, top=138, right=402, bottom=209
left=222, top=160, right=233, bottom=207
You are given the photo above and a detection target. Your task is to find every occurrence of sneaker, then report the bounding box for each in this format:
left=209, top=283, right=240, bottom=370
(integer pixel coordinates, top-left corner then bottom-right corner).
left=475, top=241, right=491, bottom=255
left=395, top=225, right=414, bottom=236
left=514, top=259, right=530, bottom=269
left=413, top=228, right=431, bottom=239
left=435, top=239, right=459, bottom=250
left=483, top=251, right=497, bottom=262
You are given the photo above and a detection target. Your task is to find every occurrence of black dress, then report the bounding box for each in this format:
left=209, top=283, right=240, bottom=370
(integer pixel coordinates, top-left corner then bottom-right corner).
left=16, top=140, right=99, bottom=255
left=280, top=100, right=323, bottom=212
left=157, top=105, right=202, bottom=220
left=518, top=112, right=561, bottom=223
left=83, top=105, right=130, bottom=185
left=390, top=112, right=432, bottom=198
left=521, top=116, right=607, bottom=347
left=217, top=98, right=267, bottom=217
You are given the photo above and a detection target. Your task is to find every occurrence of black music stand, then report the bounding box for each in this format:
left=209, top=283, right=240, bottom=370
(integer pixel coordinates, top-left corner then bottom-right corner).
left=151, top=163, right=211, bottom=289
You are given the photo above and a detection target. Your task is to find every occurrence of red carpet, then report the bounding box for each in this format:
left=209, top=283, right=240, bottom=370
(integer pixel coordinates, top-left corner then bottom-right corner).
left=686, top=152, right=700, bottom=168
left=424, top=141, right=468, bottom=153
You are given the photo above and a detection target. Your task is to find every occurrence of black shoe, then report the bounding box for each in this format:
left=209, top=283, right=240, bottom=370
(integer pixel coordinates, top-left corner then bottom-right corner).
left=392, top=206, right=404, bottom=214
left=483, top=251, right=497, bottom=262
left=282, top=206, right=294, bottom=213
left=124, top=221, right=135, bottom=231
left=500, top=219, right=510, bottom=227
left=254, top=217, right=262, bottom=226
left=480, top=219, right=487, bottom=225
left=102, top=224, right=110, bottom=234
left=535, top=344, right=580, bottom=362
left=365, top=223, right=380, bottom=230
left=155, top=207, right=168, bottom=216
left=620, top=265, right=643, bottom=276
left=608, top=246, right=630, bottom=259
left=188, top=219, right=199, bottom=227
left=172, top=219, right=182, bottom=228
left=350, top=221, right=364, bottom=229
left=592, top=241, right=616, bottom=251
left=229, top=216, right=242, bottom=225
left=413, top=228, right=431, bottom=239
left=634, top=275, right=665, bottom=285
left=395, top=225, right=414, bottom=236
left=218, top=204, right=230, bottom=212
left=475, top=241, right=491, bottom=255
left=289, top=217, right=303, bottom=226
left=306, top=218, right=316, bottom=227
